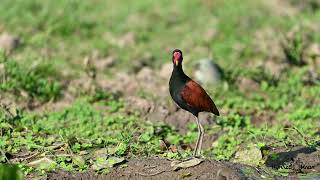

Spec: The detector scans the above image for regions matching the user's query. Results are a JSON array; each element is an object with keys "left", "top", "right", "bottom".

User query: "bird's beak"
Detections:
[{"left": 175, "top": 59, "right": 179, "bottom": 66}]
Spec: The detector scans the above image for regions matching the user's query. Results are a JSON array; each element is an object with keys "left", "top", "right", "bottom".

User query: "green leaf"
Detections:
[{"left": 0, "top": 164, "right": 24, "bottom": 180}]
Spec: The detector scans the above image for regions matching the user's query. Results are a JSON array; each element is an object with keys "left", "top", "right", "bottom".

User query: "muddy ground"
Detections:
[
  {"left": 42, "top": 145, "right": 320, "bottom": 179},
  {"left": 46, "top": 158, "right": 256, "bottom": 180},
  {"left": 45, "top": 154, "right": 320, "bottom": 180}
]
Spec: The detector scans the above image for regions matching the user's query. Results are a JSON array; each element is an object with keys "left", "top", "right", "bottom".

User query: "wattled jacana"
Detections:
[{"left": 169, "top": 49, "right": 219, "bottom": 157}]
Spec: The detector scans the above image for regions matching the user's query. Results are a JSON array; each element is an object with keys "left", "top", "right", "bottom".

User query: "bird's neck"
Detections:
[
  {"left": 173, "top": 64, "right": 184, "bottom": 75},
  {"left": 172, "top": 64, "right": 189, "bottom": 82}
]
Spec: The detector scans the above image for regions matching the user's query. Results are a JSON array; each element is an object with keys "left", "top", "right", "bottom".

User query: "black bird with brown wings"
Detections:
[{"left": 169, "top": 49, "right": 219, "bottom": 157}]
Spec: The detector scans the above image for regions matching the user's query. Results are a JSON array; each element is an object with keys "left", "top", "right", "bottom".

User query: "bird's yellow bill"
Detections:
[{"left": 175, "top": 60, "right": 179, "bottom": 66}]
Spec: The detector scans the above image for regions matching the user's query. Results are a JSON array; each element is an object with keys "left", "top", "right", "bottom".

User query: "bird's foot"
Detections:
[{"left": 171, "top": 157, "right": 204, "bottom": 170}]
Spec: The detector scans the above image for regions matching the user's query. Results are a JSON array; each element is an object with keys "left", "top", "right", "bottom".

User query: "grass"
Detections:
[
  {"left": 1, "top": 98, "right": 193, "bottom": 174},
  {"left": 0, "top": 55, "right": 62, "bottom": 102},
  {"left": 0, "top": 0, "right": 319, "bottom": 178}
]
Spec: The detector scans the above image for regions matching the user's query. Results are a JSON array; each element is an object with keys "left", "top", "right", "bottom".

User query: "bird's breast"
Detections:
[{"left": 169, "top": 79, "right": 190, "bottom": 111}]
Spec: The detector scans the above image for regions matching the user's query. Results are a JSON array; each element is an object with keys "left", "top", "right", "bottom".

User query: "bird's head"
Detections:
[{"left": 172, "top": 49, "right": 183, "bottom": 66}]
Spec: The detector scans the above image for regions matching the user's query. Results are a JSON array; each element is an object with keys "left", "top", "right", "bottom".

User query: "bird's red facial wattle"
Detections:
[{"left": 173, "top": 51, "right": 182, "bottom": 66}]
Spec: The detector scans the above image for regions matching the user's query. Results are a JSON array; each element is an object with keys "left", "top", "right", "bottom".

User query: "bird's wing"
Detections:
[{"left": 180, "top": 80, "right": 219, "bottom": 116}]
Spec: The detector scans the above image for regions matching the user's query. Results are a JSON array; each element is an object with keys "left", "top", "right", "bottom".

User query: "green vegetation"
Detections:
[
  {"left": 0, "top": 0, "right": 319, "bottom": 178},
  {"left": 0, "top": 164, "right": 23, "bottom": 180},
  {"left": 0, "top": 56, "right": 62, "bottom": 102}
]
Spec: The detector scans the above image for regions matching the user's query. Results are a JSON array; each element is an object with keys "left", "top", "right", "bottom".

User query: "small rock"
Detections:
[
  {"left": 232, "top": 144, "right": 262, "bottom": 166},
  {"left": 0, "top": 32, "right": 20, "bottom": 54},
  {"left": 194, "top": 59, "right": 223, "bottom": 85}
]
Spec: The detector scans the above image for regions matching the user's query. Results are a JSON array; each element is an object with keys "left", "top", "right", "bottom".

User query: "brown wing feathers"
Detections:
[{"left": 180, "top": 80, "right": 219, "bottom": 116}]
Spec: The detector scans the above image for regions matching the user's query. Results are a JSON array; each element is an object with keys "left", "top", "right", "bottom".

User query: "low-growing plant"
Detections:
[{"left": 0, "top": 58, "right": 62, "bottom": 102}]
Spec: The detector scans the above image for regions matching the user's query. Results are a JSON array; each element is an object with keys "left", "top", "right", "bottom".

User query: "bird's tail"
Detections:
[{"left": 211, "top": 103, "right": 220, "bottom": 116}]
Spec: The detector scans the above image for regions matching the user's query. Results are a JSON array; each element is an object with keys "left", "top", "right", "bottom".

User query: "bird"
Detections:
[{"left": 169, "top": 49, "right": 219, "bottom": 158}]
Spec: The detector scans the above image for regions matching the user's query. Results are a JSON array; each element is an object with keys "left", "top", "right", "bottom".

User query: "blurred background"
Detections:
[{"left": 0, "top": 0, "right": 320, "bottom": 178}]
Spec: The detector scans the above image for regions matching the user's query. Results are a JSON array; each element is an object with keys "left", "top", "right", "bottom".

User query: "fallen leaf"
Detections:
[
  {"left": 79, "top": 150, "right": 88, "bottom": 155},
  {"left": 28, "top": 157, "right": 56, "bottom": 170},
  {"left": 171, "top": 158, "right": 203, "bottom": 170},
  {"left": 159, "top": 140, "right": 168, "bottom": 151},
  {"left": 92, "top": 156, "right": 125, "bottom": 171},
  {"left": 169, "top": 145, "right": 178, "bottom": 153},
  {"left": 106, "top": 156, "right": 125, "bottom": 167},
  {"left": 92, "top": 157, "right": 108, "bottom": 171}
]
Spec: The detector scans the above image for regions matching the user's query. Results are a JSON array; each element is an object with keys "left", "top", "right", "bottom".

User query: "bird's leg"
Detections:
[
  {"left": 197, "top": 120, "right": 204, "bottom": 157},
  {"left": 193, "top": 122, "right": 200, "bottom": 157},
  {"left": 193, "top": 117, "right": 204, "bottom": 157}
]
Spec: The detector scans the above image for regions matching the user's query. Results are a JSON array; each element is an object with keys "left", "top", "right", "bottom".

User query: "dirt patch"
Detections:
[
  {"left": 265, "top": 146, "right": 320, "bottom": 173},
  {"left": 46, "top": 157, "right": 263, "bottom": 180},
  {"left": 250, "top": 111, "right": 276, "bottom": 127},
  {"left": 31, "top": 93, "right": 75, "bottom": 113},
  {"left": 36, "top": 149, "right": 320, "bottom": 180}
]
